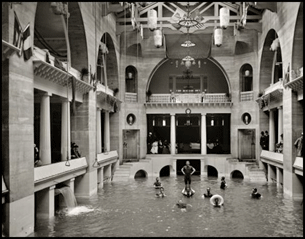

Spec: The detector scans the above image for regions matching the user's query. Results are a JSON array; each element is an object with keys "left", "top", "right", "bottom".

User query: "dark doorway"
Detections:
[
  {"left": 134, "top": 170, "right": 146, "bottom": 178},
  {"left": 207, "top": 165, "right": 218, "bottom": 177},
  {"left": 176, "top": 159, "right": 200, "bottom": 175},
  {"left": 160, "top": 165, "right": 170, "bottom": 177},
  {"left": 231, "top": 170, "right": 244, "bottom": 179}
]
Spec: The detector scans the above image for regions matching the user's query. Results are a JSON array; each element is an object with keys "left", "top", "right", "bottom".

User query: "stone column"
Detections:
[
  {"left": 267, "top": 164, "right": 276, "bottom": 183},
  {"left": 104, "top": 165, "right": 111, "bottom": 181},
  {"left": 269, "top": 110, "right": 275, "bottom": 152},
  {"left": 97, "top": 166, "right": 104, "bottom": 188},
  {"left": 96, "top": 108, "right": 102, "bottom": 154},
  {"left": 104, "top": 110, "right": 110, "bottom": 152},
  {"left": 171, "top": 159, "right": 177, "bottom": 177},
  {"left": 277, "top": 106, "right": 283, "bottom": 141},
  {"left": 201, "top": 113, "right": 207, "bottom": 155},
  {"left": 61, "top": 99, "right": 71, "bottom": 161},
  {"left": 40, "top": 92, "right": 52, "bottom": 164},
  {"left": 170, "top": 113, "right": 176, "bottom": 155},
  {"left": 36, "top": 185, "right": 55, "bottom": 219},
  {"left": 200, "top": 159, "right": 206, "bottom": 176},
  {"left": 276, "top": 167, "right": 283, "bottom": 188}
]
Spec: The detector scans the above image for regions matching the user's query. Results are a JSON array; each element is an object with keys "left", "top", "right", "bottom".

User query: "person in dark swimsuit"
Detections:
[
  {"left": 181, "top": 161, "right": 196, "bottom": 190},
  {"left": 220, "top": 176, "right": 227, "bottom": 190}
]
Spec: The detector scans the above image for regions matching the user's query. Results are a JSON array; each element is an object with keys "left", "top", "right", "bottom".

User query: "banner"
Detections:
[{"left": 22, "top": 23, "right": 33, "bottom": 61}]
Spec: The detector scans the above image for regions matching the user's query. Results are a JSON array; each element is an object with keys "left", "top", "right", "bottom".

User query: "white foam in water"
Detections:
[{"left": 67, "top": 206, "right": 94, "bottom": 216}]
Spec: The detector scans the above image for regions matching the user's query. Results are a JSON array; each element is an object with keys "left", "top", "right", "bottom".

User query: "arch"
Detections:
[
  {"left": 34, "top": 2, "right": 88, "bottom": 73},
  {"left": 125, "top": 65, "right": 138, "bottom": 93},
  {"left": 259, "top": 29, "right": 278, "bottom": 91},
  {"left": 134, "top": 169, "right": 147, "bottom": 178},
  {"left": 206, "top": 165, "right": 218, "bottom": 177},
  {"left": 101, "top": 32, "right": 119, "bottom": 90},
  {"left": 147, "top": 57, "right": 231, "bottom": 94},
  {"left": 291, "top": 2, "right": 303, "bottom": 73},
  {"left": 231, "top": 170, "right": 244, "bottom": 179},
  {"left": 240, "top": 64, "right": 253, "bottom": 92},
  {"left": 159, "top": 165, "right": 171, "bottom": 177}
]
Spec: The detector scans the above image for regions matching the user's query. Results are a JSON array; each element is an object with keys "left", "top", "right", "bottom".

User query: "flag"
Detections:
[
  {"left": 22, "top": 23, "right": 32, "bottom": 61},
  {"left": 13, "top": 11, "right": 22, "bottom": 49},
  {"left": 171, "top": 8, "right": 186, "bottom": 22}
]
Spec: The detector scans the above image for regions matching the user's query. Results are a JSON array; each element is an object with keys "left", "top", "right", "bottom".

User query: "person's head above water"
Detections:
[
  {"left": 207, "top": 187, "right": 210, "bottom": 192},
  {"left": 252, "top": 188, "right": 257, "bottom": 193},
  {"left": 221, "top": 176, "right": 225, "bottom": 181}
]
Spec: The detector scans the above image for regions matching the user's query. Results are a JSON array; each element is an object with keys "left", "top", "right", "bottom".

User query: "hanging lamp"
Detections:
[
  {"left": 219, "top": 7, "right": 229, "bottom": 29},
  {"left": 154, "top": 29, "right": 163, "bottom": 48},
  {"left": 148, "top": 9, "right": 157, "bottom": 31},
  {"left": 214, "top": 27, "right": 223, "bottom": 47}
]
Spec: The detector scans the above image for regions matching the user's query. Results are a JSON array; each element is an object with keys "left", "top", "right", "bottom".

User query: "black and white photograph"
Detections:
[{"left": 2, "top": 2, "right": 303, "bottom": 237}]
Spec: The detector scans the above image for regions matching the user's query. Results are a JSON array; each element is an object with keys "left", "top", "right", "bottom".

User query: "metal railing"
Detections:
[
  {"left": 240, "top": 91, "right": 254, "bottom": 101},
  {"left": 148, "top": 93, "right": 230, "bottom": 103}
]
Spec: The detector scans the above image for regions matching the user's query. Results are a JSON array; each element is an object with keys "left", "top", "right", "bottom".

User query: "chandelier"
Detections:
[{"left": 178, "top": 2, "right": 202, "bottom": 28}]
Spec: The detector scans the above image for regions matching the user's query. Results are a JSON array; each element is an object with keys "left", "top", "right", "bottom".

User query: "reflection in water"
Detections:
[{"left": 34, "top": 176, "right": 303, "bottom": 237}]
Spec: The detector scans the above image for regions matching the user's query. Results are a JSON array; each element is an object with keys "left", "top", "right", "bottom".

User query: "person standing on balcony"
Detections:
[
  {"left": 264, "top": 131, "right": 269, "bottom": 150},
  {"left": 147, "top": 132, "right": 154, "bottom": 154},
  {"left": 294, "top": 132, "right": 303, "bottom": 157},
  {"left": 260, "top": 131, "right": 266, "bottom": 150}
]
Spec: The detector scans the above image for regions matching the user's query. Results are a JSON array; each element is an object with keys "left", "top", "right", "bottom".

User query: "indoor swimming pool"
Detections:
[{"left": 33, "top": 176, "right": 303, "bottom": 237}]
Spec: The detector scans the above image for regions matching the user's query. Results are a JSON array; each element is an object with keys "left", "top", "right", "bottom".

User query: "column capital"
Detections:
[
  {"left": 70, "top": 178, "right": 75, "bottom": 182},
  {"left": 49, "top": 185, "right": 56, "bottom": 190},
  {"left": 277, "top": 106, "right": 283, "bottom": 110},
  {"left": 170, "top": 113, "right": 176, "bottom": 116},
  {"left": 201, "top": 113, "right": 206, "bottom": 116}
]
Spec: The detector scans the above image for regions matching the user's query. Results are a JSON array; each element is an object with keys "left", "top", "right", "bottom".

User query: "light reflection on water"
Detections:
[{"left": 33, "top": 176, "right": 303, "bottom": 237}]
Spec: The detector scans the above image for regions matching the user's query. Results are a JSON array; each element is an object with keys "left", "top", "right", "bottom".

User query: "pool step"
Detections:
[
  {"left": 248, "top": 167, "right": 267, "bottom": 182},
  {"left": 112, "top": 164, "right": 133, "bottom": 181}
]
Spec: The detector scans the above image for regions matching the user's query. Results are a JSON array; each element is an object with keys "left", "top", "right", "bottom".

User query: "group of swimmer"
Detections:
[{"left": 154, "top": 160, "right": 262, "bottom": 208}]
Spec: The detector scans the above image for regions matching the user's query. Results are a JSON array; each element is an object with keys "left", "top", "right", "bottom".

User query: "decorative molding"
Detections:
[{"left": 2, "top": 40, "right": 21, "bottom": 61}]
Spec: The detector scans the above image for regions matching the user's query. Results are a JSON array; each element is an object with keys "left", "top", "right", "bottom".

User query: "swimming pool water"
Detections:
[{"left": 33, "top": 176, "right": 303, "bottom": 237}]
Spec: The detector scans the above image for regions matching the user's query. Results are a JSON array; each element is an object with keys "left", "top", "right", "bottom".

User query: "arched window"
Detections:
[
  {"left": 125, "top": 65, "right": 137, "bottom": 93},
  {"left": 240, "top": 64, "right": 253, "bottom": 92}
]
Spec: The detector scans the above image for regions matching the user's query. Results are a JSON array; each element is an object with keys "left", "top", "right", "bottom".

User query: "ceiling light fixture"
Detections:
[{"left": 178, "top": 2, "right": 202, "bottom": 28}]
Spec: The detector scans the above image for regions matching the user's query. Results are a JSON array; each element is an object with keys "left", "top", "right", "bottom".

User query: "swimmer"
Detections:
[
  {"left": 156, "top": 187, "right": 166, "bottom": 197},
  {"left": 154, "top": 177, "right": 162, "bottom": 189},
  {"left": 176, "top": 200, "right": 187, "bottom": 208},
  {"left": 251, "top": 188, "right": 262, "bottom": 199},
  {"left": 182, "top": 184, "right": 195, "bottom": 197},
  {"left": 202, "top": 187, "right": 213, "bottom": 198},
  {"left": 214, "top": 197, "right": 221, "bottom": 207},
  {"left": 220, "top": 176, "right": 227, "bottom": 190}
]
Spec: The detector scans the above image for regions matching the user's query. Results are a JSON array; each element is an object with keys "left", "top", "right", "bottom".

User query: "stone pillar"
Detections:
[
  {"left": 61, "top": 99, "right": 71, "bottom": 161},
  {"left": 170, "top": 113, "right": 176, "bottom": 155},
  {"left": 277, "top": 106, "right": 283, "bottom": 141},
  {"left": 104, "top": 165, "right": 111, "bottom": 181},
  {"left": 40, "top": 92, "right": 52, "bottom": 165},
  {"left": 267, "top": 164, "right": 276, "bottom": 183},
  {"left": 200, "top": 159, "right": 206, "bottom": 176},
  {"left": 96, "top": 108, "right": 102, "bottom": 154},
  {"left": 104, "top": 110, "right": 110, "bottom": 152},
  {"left": 36, "top": 185, "right": 55, "bottom": 219},
  {"left": 269, "top": 110, "right": 275, "bottom": 152},
  {"left": 276, "top": 167, "right": 283, "bottom": 188},
  {"left": 201, "top": 113, "right": 207, "bottom": 155},
  {"left": 97, "top": 166, "right": 104, "bottom": 188}
]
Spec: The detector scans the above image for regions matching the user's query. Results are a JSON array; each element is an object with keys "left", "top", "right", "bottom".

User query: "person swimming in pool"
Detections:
[
  {"left": 176, "top": 200, "right": 187, "bottom": 208},
  {"left": 251, "top": 188, "right": 262, "bottom": 199},
  {"left": 220, "top": 176, "right": 227, "bottom": 190},
  {"left": 214, "top": 197, "right": 221, "bottom": 207},
  {"left": 153, "top": 177, "right": 162, "bottom": 188},
  {"left": 156, "top": 187, "right": 166, "bottom": 197},
  {"left": 202, "top": 187, "right": 213, "bottom": 198},
  {"left": 183, "top": 184, "right": 194, "bottom": 197}
]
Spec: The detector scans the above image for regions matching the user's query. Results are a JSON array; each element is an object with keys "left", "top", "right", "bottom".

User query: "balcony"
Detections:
[
  {"left": 125, "top": 92, "right": 138, "bottom": 103},
  {"left": 240, "top": 91, "right": 254, "bottom": 102},
  {"left": 285, "top": 75, "right": 303, "bottom": 101},
  {"left": 33, "top": 46, "right": 93, "bottom": 95},
  {"left": 260, "top": 150, "right": 283, "bottom": 168},
  {"left": 95, "top": 150, "right": 119, "bottom": 168},
  {"left": 145, "top": 93, "right": 232, "bottom": 108},
  {"left": 256, "top": 80, "right": 284, "bottom": 110},
  {"left": 293, "top": 157, "right": 303, "bottom": 176},
  {"left": 34, "top": 157, "right": 88, "bottom": 192}
]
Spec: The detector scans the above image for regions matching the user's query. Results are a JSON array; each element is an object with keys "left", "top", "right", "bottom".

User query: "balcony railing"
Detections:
[
  {"left": 148, "top": 93, "right": 230, "bottom": 103},
  {"left": 125, "top": 92, "right": 138, "bottom": 103},
  {"left": 240, "top": 91, "right": 254, "bottom": 102}
]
